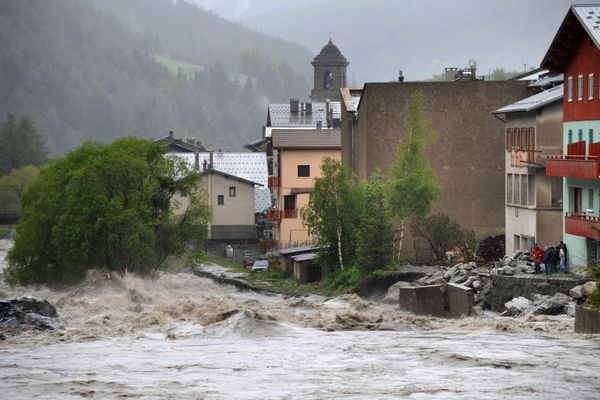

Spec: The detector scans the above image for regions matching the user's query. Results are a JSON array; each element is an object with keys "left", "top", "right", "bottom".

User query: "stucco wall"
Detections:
[
  {"left": 343, "top": 81, "right": 530, "bottom": 258},
  {"left": 201, "top": 173, "right": 255, "bottom": 226}
]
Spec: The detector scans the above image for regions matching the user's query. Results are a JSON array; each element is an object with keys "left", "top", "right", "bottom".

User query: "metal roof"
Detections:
[
  {"left": 267, "top": 102, "right": 328, "bottom": 128},
  {"left": 199, "top": 169, "right": 263, "bottom": 187},
  {"left": 528, "top": 74, "right": 563, "bottom": 89},
  {"left": 290, "top": 253, "right": 316, "bottom": 262},
  {"left": 542, "top": 5, "right": 600, "bottom": 71},
  {"left": 574, "top": 5, "right": 600, "bottom": 49},
  {"left": 271, "top": 129, "right": 341, "bottom": 149},
  {"left": 493, "top": 84, "right": 563, "bottom": 114},
  {"left": 172, "top": 152, "right": 270, "bottom": 213},
  {"left": 278, "top": 245, "right": 318, "bottom": 256}
]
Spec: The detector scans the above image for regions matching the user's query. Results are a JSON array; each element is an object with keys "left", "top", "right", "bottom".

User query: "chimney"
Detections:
[
  {"left": 398, "top": 70, "right": 404, "bottom": 82},
  {"left": 316, "top": 120, "right": 322, "bottom": 129},
  {"left": 202, "top": 159, "right": 208, "bottom": 171},
  {"left": 209, "top": 151, "right": 214, "bottom": 169},
  {"left": 194, "top": 152, "right": 199, "bottom": 170},
  {"left": 169, "top": 130, "right": 174, "bottom": 138},
  {"left": 305, "top": 102, "right": 312, "bottom": 115},
  {"left": 290, "top": 98, "right": 299, "bottom": 114}
]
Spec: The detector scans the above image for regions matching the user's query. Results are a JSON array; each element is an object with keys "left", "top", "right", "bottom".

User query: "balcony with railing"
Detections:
[
  {"left": 266, "top": 209, "right": 298, "bottom": 221},
  {"left": 281, "top": 209, "right": 298, "bottom": 219},
  {"left": 266, "top": 209, "right": 281, "bottom": 221},
  {"left": 546, "top": 141, "right": 600, "bottom": 179},
  {"left": 565, "top": 212, "right": 600, "bottom": 239}
]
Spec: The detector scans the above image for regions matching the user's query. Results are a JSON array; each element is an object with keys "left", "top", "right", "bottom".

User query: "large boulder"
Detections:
[
  {"left": 0, "top": 297, "right": 60, "bottom": 331},
  {"left": 581, "top": 281, "right": 597, "bottom": 296},
  {"left": 531, "top": 293, "right": 571, "bottom": 315},
  {"left": 503, "top": 296, "right": 533, "bottom": 317}
]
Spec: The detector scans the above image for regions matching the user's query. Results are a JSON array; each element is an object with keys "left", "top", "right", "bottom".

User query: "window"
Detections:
[
  {"left": 568, "top": 76, "right": 573, "bottom": 102},
  {"left": 590, "top": 129, "right": 594, "bottom": 145},
  {"left": 528, "top": 174, "right": 535, "bottom": 206},
  {"left": 506, "top": 128, "right": 513, "bottom": 151},
  {"left": 229, "top": 186, "right": 236, "bottom": 197},
  {"left": 520, "top": 174, "right": 528, "bottom": 206},
  {"left": 283, "top": 195, "right": 296, "bottom": 211},
  {"left": 514, "top": 175, "right": 521, "bottom": 205},
  {"left": 551, "top": 177, "right": 562, "bottom": 208},
  {"left": 297, "top": 165, "right": 310, "bottom": 177},
  {"left": 578, "top": 129, "right": 584, "bottom": 142},
  {"left": 217, "top": 195, "right": 224, "bottom": 205},
  {"left": 507, "top": 174, "right": 513, "bottom": 203},
  {"left": 180, "top": 189, "right": 188, "bottom": 197},
  {"left": 568, "top": 129, "right": 573, "bottom": 144},
  {"left": 590, "top": 74, "right": 595, "bottom": 100},
  {"left": 578, "top": 75, "right": 584, "bottom": 101},
  {"left": 589, "top": 189, "right": 594, "bottom": 212}
]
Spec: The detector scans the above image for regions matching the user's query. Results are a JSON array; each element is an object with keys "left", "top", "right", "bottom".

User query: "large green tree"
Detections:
[
  {"left": 356, "top": 171, "right": 395, "bottom": 272},
  {"left": 301, "top": 158, "right": 363, "bottom": 271},
  {"left": 0, "top": 165, "right": 40, "bottom": 212},
  {"left": 0, "top": 115, "right": 48, "bottom": 175},
  {"left": 6, "top": 137, "right": 210, "bottom": 285},
  {"left": 387, "top": 91, "right": 440, "bottom": 259}
]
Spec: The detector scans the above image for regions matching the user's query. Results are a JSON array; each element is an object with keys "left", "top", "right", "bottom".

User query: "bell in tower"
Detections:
[{"left": 310, "top": 39, "right": 349, "bottom": 102}]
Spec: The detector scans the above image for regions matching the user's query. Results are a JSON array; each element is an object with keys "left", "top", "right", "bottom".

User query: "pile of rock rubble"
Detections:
[{"left": 502, "top": 281, "right": 597, "bottom": 318}]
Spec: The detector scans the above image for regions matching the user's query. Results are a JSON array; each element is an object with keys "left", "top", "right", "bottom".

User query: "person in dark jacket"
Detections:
[
  {"left": 558, "top": 241, "right": 568, "bottom": 272},
  {"left": 545, "top": 246, "right": 557, "bottom": 274}
]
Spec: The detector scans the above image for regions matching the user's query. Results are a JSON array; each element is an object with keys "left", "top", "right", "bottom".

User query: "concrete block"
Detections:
[
  {"left": 575, "top": 306, "right": 600, "bottom": 334},
  {"left": 447, "top": 282, "right": 474, "bottom": 318},
  {"left": 398, "top": 284, "right": 447, "bottom": 317}
]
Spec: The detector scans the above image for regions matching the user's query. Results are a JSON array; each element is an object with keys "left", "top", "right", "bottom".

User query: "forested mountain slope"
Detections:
[{"left": 0, "top": 0, "right": 311, "bottom": 154}]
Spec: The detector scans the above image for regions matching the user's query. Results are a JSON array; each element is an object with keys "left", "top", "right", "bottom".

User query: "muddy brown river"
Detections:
[{"left": 1, "top": 240, "right": 600, "bottom": 399}]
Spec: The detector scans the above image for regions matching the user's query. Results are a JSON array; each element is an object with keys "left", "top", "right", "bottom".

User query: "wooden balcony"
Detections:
[
  {"left": 546, "top": 155, "right": 600, "bottom": 179},
  {"left": 268, "top": 176, "right": 279, "bottom": 189},
  {"left": 266, "top": 209, "right": 280, "bottom": 221},
  {"left": 565, "top": 212, "right": 600, "bottom": 239}
]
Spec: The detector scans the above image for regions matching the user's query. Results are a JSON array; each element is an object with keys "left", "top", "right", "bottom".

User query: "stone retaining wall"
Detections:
[
  {"left": 447, "top": 283, "right": 475, "bottom": 318},
  {"left": 486, "top": 275, "right": 588, "bottom": 312},
  {"left": 398, "top": 284, "right": 447, "bottom": 317},
  {"left": 575, "top": 306, "right": 600, "bottom": 334}
]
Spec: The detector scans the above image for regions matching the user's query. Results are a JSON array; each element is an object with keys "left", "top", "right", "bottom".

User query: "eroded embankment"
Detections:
[
  {"left": 1, "top": 239, "right": 587, "bottom": 344},
  {"left": 0, "top": 269, "right": 584, "bottom": 345}
]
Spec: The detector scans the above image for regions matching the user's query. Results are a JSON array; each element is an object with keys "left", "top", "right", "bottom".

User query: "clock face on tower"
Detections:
[{"left": 324, "top": 71, "right": 333, "bottom": 89}]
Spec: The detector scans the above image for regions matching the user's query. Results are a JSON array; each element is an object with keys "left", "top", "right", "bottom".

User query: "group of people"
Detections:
[{"left": 532, "top": 241, "right": 568, "bottom": 274}]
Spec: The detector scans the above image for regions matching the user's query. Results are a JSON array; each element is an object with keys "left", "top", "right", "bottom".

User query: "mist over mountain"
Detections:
[
  {"left": 0, "top": 0, "right": 312, "bottom": 154},
  {"left": 223, "top": 0, "right": 574, "bottom": 83}
]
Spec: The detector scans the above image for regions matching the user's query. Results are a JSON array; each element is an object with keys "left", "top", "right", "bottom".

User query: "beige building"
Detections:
[
  {"left": 493, "top": 84, "right": 564, "bottom": 254},
  {"left": 268, "top": 129, "right": 341, "bottom": 248},
  {"left": 172, "top": 168, "right": 260, "bottom": 240}
]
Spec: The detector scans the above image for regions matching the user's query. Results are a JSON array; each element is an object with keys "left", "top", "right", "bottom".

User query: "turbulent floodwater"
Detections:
[{"left": 1, "top": 240, "right": 600, "bottom": 399}]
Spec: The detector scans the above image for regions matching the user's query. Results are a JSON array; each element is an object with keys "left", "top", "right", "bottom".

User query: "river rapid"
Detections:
[{"left": 1, "top": 240, "right": 600, "bottom": 399}]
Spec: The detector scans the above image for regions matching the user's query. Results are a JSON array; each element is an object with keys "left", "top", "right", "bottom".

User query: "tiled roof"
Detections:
[
  {"left": 493, "top": 84, "right": 563, "bottom": 114},
  {"left": 271, "top": 129, "right": 341, "bottom": 149}
]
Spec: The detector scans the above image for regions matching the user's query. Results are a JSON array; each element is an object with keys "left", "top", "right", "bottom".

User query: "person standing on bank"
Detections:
[
  {"left": 545, "top": 246, "right": 557, "bottom": 274},
  {"left": 532, "top": 244, "right": 544, "bottom": 274},
  {"left": 558, "top": 241, "right": 568, "bottom": 273}
]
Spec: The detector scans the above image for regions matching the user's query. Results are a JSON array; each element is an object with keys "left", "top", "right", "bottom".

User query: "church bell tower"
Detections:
[{"left": 310, "top": 39, "right": 349, "bottom": 102}]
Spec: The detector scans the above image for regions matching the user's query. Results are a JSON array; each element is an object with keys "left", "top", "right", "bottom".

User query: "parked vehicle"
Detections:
[{"left": 250, "top": 260, "right": 269, "bottom": 272}]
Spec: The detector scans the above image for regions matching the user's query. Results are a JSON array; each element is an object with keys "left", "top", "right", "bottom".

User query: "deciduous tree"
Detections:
[
  {"left": 6, "top": 137, "right": 210, "bottom": 285},
  {"left": 301, "top": 158, "right": 362, "bottom": 271},
  {"left": 387, "top": 91, "right": 440, "bottom": 259}
]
